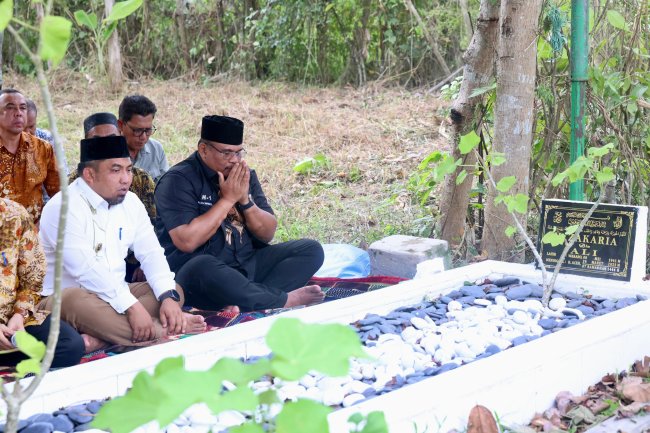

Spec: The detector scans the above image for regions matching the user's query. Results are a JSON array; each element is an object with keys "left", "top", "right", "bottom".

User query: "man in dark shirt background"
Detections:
[{"left": 154, "top": 115, "right": 324, "bottom": 311}]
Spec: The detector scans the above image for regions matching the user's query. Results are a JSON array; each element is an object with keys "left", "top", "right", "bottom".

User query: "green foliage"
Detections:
[
  {"left": 93, "top": 318, "right": 382, "bottom": 433},
  {"left": 440, "top": 76, "right": 463, "bottom": 101},
  {"left": 267, "top": 318, "right": 369, "bottom": 380},
  {"left": 0, "top": 0, "right": 13, "bottom": 31},
  {"left": 39, "top": 16, "right": 73, "bottom": 66},
  {"left": 496, "top": 176, "right": 516, "bottom": 193},
  {"left": 13, "top": 331, "right": 46, "bottom": 379},
  {"left": 72, "top": 0, "right": 142, "bottom": 74},
  {"left": 541, "top": 229, "right": 565, "bottom": 247},
  {"left": 459, "top": 131, "right": 480, "bottom": 155},
  {"left": 293, "top": 154, "right": 331, "bottom": 175},
  {"left": 349, "top": 411, "right": 389, "bottom": 433}
]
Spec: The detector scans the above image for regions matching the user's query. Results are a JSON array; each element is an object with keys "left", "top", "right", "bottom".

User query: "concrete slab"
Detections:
[{"left": 368, "top": 235, "right": 449, "bottom": 278}]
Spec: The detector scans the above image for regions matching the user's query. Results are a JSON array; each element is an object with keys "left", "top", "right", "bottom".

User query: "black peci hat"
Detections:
[
  {"left": 80, "top": 136, "right": 129, "bottom": 163},
  {"left": 201, "top": 115, "right": 244, "bottom": 145}
]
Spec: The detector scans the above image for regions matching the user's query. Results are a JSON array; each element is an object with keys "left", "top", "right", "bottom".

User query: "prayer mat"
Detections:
[{"left": 74, "top": 275, "right": 405, "bottom": 365}]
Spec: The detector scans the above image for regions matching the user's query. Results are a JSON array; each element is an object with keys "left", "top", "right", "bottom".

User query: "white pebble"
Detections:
[
  {"left": 511, "top": 310, "right": 529, "bottom": 325},
  {"left": 322, "top": 386, "right": 345, "bottom": 406},
  {"left": 342, "top": 393, "right": 365, "bottom": 407},
  {"left": 549, "top": 297, "right": 567, "bottom": 311},
  {"left": 410, "top": 316, "right": 432, "bottom": 330},
  {"left": 494, "top": 295, "right": 508, "bottom": 306},
  {"left": 447, "top": 300, "right": 462, "bottom": 311},
  {"left": 474, "top": 299, "right": 492, "bottom": 306}
]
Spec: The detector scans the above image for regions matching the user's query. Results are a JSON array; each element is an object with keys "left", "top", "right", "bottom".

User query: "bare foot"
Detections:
[
  {"left": 82, "top": 334, "right": 109, "bottom": 354},
  {"left": 284, "top": 285, "right": 325, "bottom": 308},
  {"left": 222, "top": 305, "right": 240, "bottom": 314},
  {"left": 183, "top": 313, "right": 207, "bottom": 334}
]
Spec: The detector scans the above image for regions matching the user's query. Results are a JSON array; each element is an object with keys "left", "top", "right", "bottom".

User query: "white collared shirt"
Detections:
[{"left": 39, "top": 178, "right": 175, "bottom": 313}]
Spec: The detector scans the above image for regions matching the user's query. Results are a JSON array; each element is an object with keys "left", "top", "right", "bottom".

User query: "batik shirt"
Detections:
[
  {"left": 68, "top": 166, "right": 157, "bottom": 220},
  {"left": 0, "top": 198, "right": 47, "bottom": 326},
  {"left": 0, "top": 132, "right": 60, "bottom": 224}
]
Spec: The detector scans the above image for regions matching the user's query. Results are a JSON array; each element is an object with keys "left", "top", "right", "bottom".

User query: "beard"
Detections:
[{"left": 106, "top": 194, "right": 127, "bottom": 206}]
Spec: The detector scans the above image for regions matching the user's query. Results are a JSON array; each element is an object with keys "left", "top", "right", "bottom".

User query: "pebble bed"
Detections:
[{"left": 4, "top": 277, "right": 646, "bottom": 433}]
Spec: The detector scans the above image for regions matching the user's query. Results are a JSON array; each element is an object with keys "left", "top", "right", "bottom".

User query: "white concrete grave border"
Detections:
[{"left": 4, "top": 260, "right": 650, "bottom": 433}]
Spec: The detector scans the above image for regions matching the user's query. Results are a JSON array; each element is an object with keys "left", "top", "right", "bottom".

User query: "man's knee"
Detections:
[{"left": 295, "top": 239, "right": 324, "bottom": 263}]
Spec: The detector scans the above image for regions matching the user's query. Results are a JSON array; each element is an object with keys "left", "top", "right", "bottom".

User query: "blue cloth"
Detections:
[{"left": 314, "top": 244, "right": 370, "bottom": 278}]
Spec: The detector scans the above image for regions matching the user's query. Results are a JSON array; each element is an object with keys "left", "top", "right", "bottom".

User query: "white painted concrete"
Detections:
[{"left": 4, "top": 261, "right": 650, "bottom": 433}]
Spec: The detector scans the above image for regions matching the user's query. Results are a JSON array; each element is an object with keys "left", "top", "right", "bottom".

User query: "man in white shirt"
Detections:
[{"left": 39, "top": 135, "right": 205, "bottom": 352}]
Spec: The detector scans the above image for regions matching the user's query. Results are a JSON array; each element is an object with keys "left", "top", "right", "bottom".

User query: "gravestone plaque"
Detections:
[{"left": 538, "top": 199, "right": 638, "bottom": 281}]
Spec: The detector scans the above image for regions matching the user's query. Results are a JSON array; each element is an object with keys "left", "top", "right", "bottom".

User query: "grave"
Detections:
[{"left": 4, "top": 202, "right": 649, "bottom": 432}]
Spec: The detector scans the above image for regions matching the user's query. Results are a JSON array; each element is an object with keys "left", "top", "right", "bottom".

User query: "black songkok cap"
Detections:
[
  {"left": 80, "top": 136, "right": 129, "bottom": 163},
  {"left": 83, "top": 112, "right": 118, "bottom": 136},
  {"left": 201, "top": 115, "right": 244, "bottom": 146}
]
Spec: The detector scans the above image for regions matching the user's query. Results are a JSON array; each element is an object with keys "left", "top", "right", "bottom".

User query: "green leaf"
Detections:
[
  {"left": 39, "top": 16, "right": 73, "bottom": 66},
  {"left": 595, "top": 167, "right": 615, "bottom": 185},
  {"left": 542, "top": 231, "right": 566, "bottom": 247},
  {"left": 0, "top": 0, "right": 13, "bottom": 31},
  {"left": 503, "top": 194, "right": 529, "bottom": 214},
  {"left": 268, "top": 318, "right": 367, "bottom": 381},
  {"left": 101, "top": 21, "right": 119, "bottom": 43},
  {"left": 275, "top": 399, "right": 331, "bottom": 433},
  {"left": 459, "top": 131, "right": 480, "bottom": 155},
  {"left": 565, "top": 224, "right": 579, "bottom": 235},
  {"left": 293, "top": 157, "right": 316, "bottom": 174},
  {"left": 490, "top": 152, "right": 507, "bottom": 166},
  {"left": 587, "top": 143, "right": 613, "bottom": 158},
  {"left": 455, "top": 169, "right": 468, "bottom": 185},
  {"left": 105, "top": 0, "right": 143, "bottom": 23},
  {"left": 496, "top": 176, "right": 517, "bottom": 193},
  {"left": 551, "top": 171, "right": 568, "bottom": 187},
  {"left": 505, "top": 226, "right": 517, "bottom": 238},
  {"left": 93, "top": 371, "right": 163, "bottom": 433},
  {"left": 206, "top": 386, "right": 258, "bottom": 414},
  {"left": 359, "top": 411, "right": 390, "bottom": 433},
  {"left": 348, "top": 413, "right": 364, "bottom": 426},
  {"left": 469, "top": 80, "right": 496, "bottom": 98},
  {"left": 230, "top": 423, "right": 265, "bottom": 433},
  {"left": 14, "top": 331, "right": 45, "bottom": 360},
  {"left": 73, "top": 10, "right": 98, "bottom": 30},
  {"left": 209, "top": 357, "right": 270, "bottom": 385},
  {"left": 15, "top": 358, "right": 41, "bottom": 378},
  {"left": 258, "top": 389, "right": 280, "bottom": 406},
  {"left": 606, "top": 10, "right": 628, "bottom": 31},
  {"left": 435, "top": 155, "right": 461, "bottom": 180}
]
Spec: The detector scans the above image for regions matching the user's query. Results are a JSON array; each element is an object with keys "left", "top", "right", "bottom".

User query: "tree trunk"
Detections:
[
  {"left": 403, "top": 0, "right": 451, "bottom": 76},
  {"left": 482, "top": 0, "right": 543, "bottom": 261},
  {"left": 213, "top": 0, "right": 226, "bottom": 73},
  {"left": 438, "top": 0, "right": 500, "bottom": 247},
  {"left": 459, "top": 0, "right": 473, "bottom": 40},
  {"left": 0, "top": 31, "right": 3, "bottom": 89},
  {"left": 174, "top": 0, "right": 191, "bottom": 71},
  {"left": 342, "top": 0, "right": 372, "bottom": 86},
  {"left": 105, "top": 0, "right": 124, "bottom": 92}
]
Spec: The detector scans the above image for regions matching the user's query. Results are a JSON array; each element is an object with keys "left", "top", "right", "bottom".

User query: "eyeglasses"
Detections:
[
  {"left": 205, "top": 142, "right": 247, "bottom": 160},
  {"left": 125, "top": 122, "right": 157, "bottom": 137}
]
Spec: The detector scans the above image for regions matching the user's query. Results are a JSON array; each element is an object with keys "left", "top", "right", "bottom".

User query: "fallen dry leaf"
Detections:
[
  {"left": 631, "top": 356, "right": 650, "bottom": 377},
  {"left": 565, "top": 406, "right": 597, "bottom": 425},
  {"left": 618, "top": 401, "right": 649, "bottom": 417},
  {"left": 466, "top": 405, "right": 498, "bottom": 433},
  {"left": 556, "top": 391, "right": 576, "bottom": 416},
  {"left": 618, "top": 376, "right": 650, "bottom": 403}
]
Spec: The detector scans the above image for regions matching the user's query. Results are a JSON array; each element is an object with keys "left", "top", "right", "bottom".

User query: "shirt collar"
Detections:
[
  {"left": 0, "top": 132, "right": 29, "bottom": 153},
  {"left": 75, "top": 177, "right": 109, "bottom": 211},
  {"left": 192, "top": 151, "right": 219, "bottom": 181}
]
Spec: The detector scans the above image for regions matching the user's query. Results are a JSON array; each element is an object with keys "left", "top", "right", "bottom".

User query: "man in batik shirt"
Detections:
[
  {"left": 0, "top": 198, "right": 83, "bottom": 367},
  {"left": 0, "top": 89, "right": 59, "bottom": 224}
]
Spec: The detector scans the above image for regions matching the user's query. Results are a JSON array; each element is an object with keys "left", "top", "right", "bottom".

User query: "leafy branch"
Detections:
[
  {"left": 93, "top": 318, "right": 385, "bottom": 433},
  {"left": 0, "top": 1, "right": 73, "bottom": 432}
]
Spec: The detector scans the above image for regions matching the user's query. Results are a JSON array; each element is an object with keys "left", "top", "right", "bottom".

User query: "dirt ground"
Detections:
[{"left": 9, "top": 70, "right": 449, "bottom": 246}]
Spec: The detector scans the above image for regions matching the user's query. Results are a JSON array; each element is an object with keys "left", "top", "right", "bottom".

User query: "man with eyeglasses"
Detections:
[
  {"left": 154, "top": 115, "right": 325, "bottom": 312},
  {"left": 0, "top": 89, "right": 59, "bottom": 224},
  {"left": 118, "top": 95, "right": 169, "bottom": 183}
]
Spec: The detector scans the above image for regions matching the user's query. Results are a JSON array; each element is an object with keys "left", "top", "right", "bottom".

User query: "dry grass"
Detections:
[{"left": 9, "top": 70, "right": 449, "bottom": 245}]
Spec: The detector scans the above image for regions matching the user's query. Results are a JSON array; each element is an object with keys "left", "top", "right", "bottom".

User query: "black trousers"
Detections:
[
  {"left": 176, "top": 239, "right": 324, "bottom": 311},
  {"left": 0, "top": 316, "right": 84, "bottom": 368}
]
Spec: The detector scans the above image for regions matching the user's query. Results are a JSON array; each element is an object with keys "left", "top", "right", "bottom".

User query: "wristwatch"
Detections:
[
  {"left": 238, "top": 199, "right": 255, "bottom": 211},
  {"left": 158, "top": 289, "right": 181, "bottom": 302}
]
